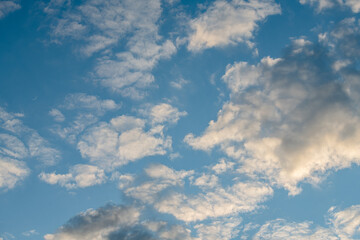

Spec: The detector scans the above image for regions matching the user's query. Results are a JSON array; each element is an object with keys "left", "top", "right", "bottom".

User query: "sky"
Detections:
[{"left": 1, "top": 0, "right": 360, "bottom": 239}]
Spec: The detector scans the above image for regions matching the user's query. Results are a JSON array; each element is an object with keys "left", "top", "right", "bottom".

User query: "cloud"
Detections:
[
  {"left": 124, "top": 164, "right": 193, "bottom": 203},
  {"left": 185, "top": 23, "right": 360, "bottom": 195},
  {"left": 50, "top": 93, "right": 120, "bottom": 143},
  {"left": 187, "top": 0, "right": 280, "bottom": 51},
  {"left": 44, "top": 203, "right": 198, "bottom": 240},
  {"left": 253, "top": 219, "right": 338, "bottom": 240},
  {"left": 0, "top": 156, "right": 29, "bottom": 190},
  {"left": 46, "top": 0, "right": 177, "bottom": 98},
  {"left": 194, "top": 217, "right": 242, "bottom": 240},
  {"left": 0, "top": 1, "right": 20, "bottom": 19},
  {"left": 299, "top": 0, "right": 360, "bottom": 13},
  {"left": 329, "top": 205, "right": 360, "bottom": 239},
  {"left": 0, "top": 107, "right": 60, "bottom": 166},
  {"left": 0, "top": 134, "right": 28, "bottom": 159},
  {"left": 154, "top": 181, "right": 272, "bottom": 222},
  {"left": 170, "top": 78, "right": 189, "bottom": 89},
  {"left": 139, "top": 103, "right": 187, "bottom": 125},
  {"left": 39, "top": 164, "right": 106, "bottom": 189},
  {"left": 44, "top": 204, "right": 141, "bottom": 240},
  {"left": 77, "top": 116, "right": 172, "bottom": 170},
  {"left": 22, "top": 229, "right": 38, "bottom": 237},
  {"left": 253, "top": 205, "right": 360, "bottom": 239},
  {"left": 49, "top": 109, "right": 65, "bottom": 122},
  {"left": 62, "top": 93, "right": 119, "bottom": 113}
]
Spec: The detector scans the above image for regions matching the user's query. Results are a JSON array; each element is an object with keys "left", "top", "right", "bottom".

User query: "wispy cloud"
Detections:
[
  {"left": 299, "top": 0, "right": 360, "bottom": 13},
  {"left": 46, "top": 0, "right": 177, "bottom": 98},
  {"left": 0, "top": 1, "right": 20, "bottom": 19}
]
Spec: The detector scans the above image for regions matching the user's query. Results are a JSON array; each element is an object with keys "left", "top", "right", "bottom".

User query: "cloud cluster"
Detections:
[
  {"left": 0, "top": 107, "right": 60, "bottom": 190},
  {"left": 187, "top": 0, "right": 280, "bottom": 51},
  {"left": 39, "top": 164, "right": 106, "bottom": 189},
  {"left": 46, "top": 0, "right": 176, "bottom": 98},
  {"left": 44, "top": 204, "right": 196, "bottom": 240},
  {"left": 0, "top": 0, "right": 20, "bottom": 19},
  {"left": 253, "top": 205, "right": 360, "bottom": 239},
  {"left": 185, "top": 18, "right": 360, "bottom": 195}
]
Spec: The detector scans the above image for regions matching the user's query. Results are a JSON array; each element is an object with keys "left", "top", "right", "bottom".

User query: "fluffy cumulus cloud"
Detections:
[
  {"left": 185, "top": 19, "right": 360, "bottom": 195},
  {"left": 78, "top": 116, "right": 172, "bottom": 170},
  {"left": 0, "top": 0, "right": 20, "bottom": 19},
  {"left": 187, "top": 0, "right": 281, "bottom": 51},
  {"left": 140, "top": 103, "right": 187, "bottom": 125},
  {"left": 39, "top": 164, "right": 106, "bottom": 189},
  {"left": 46, "top": 0, "right": 176, "bottom": 98},
  {"left": 299, "top": 0, "right": 360, "bottom": 12}
]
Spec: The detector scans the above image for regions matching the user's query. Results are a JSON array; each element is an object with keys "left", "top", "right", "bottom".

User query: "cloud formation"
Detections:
[
  {"left": 0, "top": 1, "right": 20, "bottom": 19},
  {"left": 185, "top": 20, "right": 360, "bottom": 195},
  {"left": 187, "top": 0, "right": 280, "bottom": 51},
  {"left": 299, "top": 0, "right": 360, "bottom": 12},
  {"left": 39, "top": 164, "right": 106, "bottom": 189},
  {"left": 46, "top": 0, "right": 176, "bottom": 98},
  {"left": 44, "top": 204, "right": 197, "bottom": 240}
]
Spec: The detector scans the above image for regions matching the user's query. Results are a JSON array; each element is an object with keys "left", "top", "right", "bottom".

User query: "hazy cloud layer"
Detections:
[{"left": 187, "top": 0, "right": 280, "bottom": 51}]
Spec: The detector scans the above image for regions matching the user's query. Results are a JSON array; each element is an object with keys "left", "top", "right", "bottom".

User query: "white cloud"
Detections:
[
  {"left": 77, "top": 116, "right": 172, "bottom": 170},
  {"left": 0, "top": 107, "right": 60, "bottom": 166},
  {"left": 51, "top": 93, "right": 120, "bottom": 143},
  {"left": 39, "top": 164, "right": 106, "bottom": 189},
  {"left": 194, "top": 217, "right": 242, "bottom": 240},
  {"left": 0, "top": 134, "right": 28, "bottom": 159},
  {"left": 187, "top": 0, "right": 280, "bottom": 51},
  {"left": 299, "top": 0, "right": 360, "bottom": 13},
  {"left": 22, "top": 229, "right": 38, "bottom": 237},
  {"left": 49, "top": 109, "right": 65, "bottom": 122},
  {"left": 43, "top": 204, "right": 141, "bottom": 240},
  {"left": 212, "top": 158, "right": 235, "bottom": 174},
  {"left": 125, "top": 164, "right": 193, "bottom": 203},
  {"left": 185, "top": 36, "right": 360, "bottom": 195},
  {"left": 253, "top": 219, "right": 338, "bottom": 240},
  {"left": 0, "top": 1, "right": 20, "bottom": 19},
  {"left": 170, "top": 78, "right": 189, "bottom": 89},
  {"left": 329, "top": 205, "right": 360, "bottom": 239},
  {"left": 193, "top": 173, "right": 219, "bottom": 188},
  {"left": 0, "top": 156, "right": 29, "bottom": 190},
  {"left": 253, "top": 205, "right": 360, "bottom": 239},
  {"left": 140, "top": 103, "right": 187, "bottom": 125},
  {"left": 154, "top": 181, "right": 272, "bottom": 222},
  {"left": 47, "top": 0, "right": 177, "bottom": 98}
]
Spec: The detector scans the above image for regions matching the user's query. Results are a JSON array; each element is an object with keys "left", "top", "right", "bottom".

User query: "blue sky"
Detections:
[{"left": 1, "top": 0, "right": 360, "bottom": 239}]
